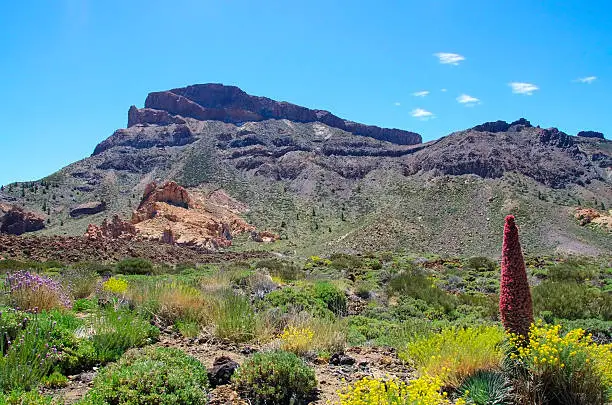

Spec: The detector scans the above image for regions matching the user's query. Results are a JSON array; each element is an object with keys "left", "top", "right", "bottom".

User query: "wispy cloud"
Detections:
[
  {"left": 575, "top": 76, "right": 597, "bottom": 84},
  {"left": 411, "top": 108, "right": 435, "bottom": 120},
  {"left": 456, "top": 94, "right": 480, "bottom": 106},
  {"left": 394, "top": 102, "right": 401, "bottom": 106},
  {"left": 509, "top": 82, "right": 539, "bottom": 95},
  {"left": 412, "top": 90, "right": 430, "bottom": 97},
  {"left": 434, "top": 52, "right": 465, "bottom": 65},
  {"left": 440, "top": 88, "right": 447, "bottom": 92}
]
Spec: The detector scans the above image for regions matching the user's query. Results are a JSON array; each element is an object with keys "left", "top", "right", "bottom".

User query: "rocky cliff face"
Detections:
[
  {"left": 0, "top": 204, "right": 45, "bottom": 235},
  {"left": 125, "top": 83, "right": 422, "bottom": 146}
]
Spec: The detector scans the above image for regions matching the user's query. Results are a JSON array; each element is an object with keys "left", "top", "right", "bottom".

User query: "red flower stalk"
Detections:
[{"left": 499, "top": 215, "right": 533, "bottom": 338}]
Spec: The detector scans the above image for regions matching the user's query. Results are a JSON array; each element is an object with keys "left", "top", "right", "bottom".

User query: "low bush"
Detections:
[
  {"left": 115, "top": 258, "right": 153, "bottom": 275},
  {"left": 389, "top": 270, "right": 458, "bottom": 315},
  {"left": 61, "top": 267, "right": 99, "bottom": 299},
  {"left": 0, "top": 316, "right": 58, "bottom": 393},
  {"left": 255, "top": 259, "right": 303, "bottom": 281},
  {"left": 279, "top": 326, "right": 314, "bottom": 355},
  {"left": 311, "top": 281, "right": 347, "bottom": 315},
  {"left": 233, "top": 351, "right": 317, "bottom": 405},
  {"left": 533, "top": 280, "right": 611, "bottom": 320},
  {"left": 91, "top": 309, "right": 159, "bottom": 363},
  {"left": 347, "top": 316, "right": 434, "bottom": 348},
  {"left": 547, "top": 260, "right": 598, "bottom": 282},
  {"left": 211, "top": 291, "right": 255, "bottom": 343},
  {"left": 338, "top": 374, "right": 467, "bottom": 405},
  {"left": 508, "top": 322, "right": 612, "bottom": 404},
  {"left": 0, "top": 390, "right": 58, "bottom": 404},
  {"left": 43, "top": 370, "right": 69, "bottom": 388},
  {"left": 79, "top": 347, "right": 209, "bottom": 405},
  {"left": 5, "top": 271, "right": 71, "bottom": 311},
  {"left": 262, "top": 287, "right": 331, "bottom": 318},
  {"left": 399, "top": 326, "right": 504, "bottom": 387}
]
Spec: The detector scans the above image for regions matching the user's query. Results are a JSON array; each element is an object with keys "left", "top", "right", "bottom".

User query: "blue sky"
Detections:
[{"left": 1, "top": 0, "right": 610, "bottom": 186}]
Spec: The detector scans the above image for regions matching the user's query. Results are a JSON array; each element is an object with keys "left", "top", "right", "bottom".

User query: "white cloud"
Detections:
[
  {"left": 434, "top": 52, "right": 465, "bottom": 65},
  {"left": 576, "top": 76, "right": 597, "bottom": 84},
  {"left": 509, "top": 82, "right": 539, "bottom": 95},
  {"left": 456, "top": 94, "right": 480, "bottom": 106},
  {"left": 412, "top": 90, "right": 430, "bottom": 97},
  {"left": 394, "top": 102, "right": 401, "bottom": 106},
  {"left": 411, "top": 108, "right": 435, "bottom": 120},
  {"left": 441, "top": 88, "right": 447, "bottom": 92}
]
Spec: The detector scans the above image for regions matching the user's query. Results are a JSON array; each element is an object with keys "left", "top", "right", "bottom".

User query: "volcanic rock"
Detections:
[
  {"left": 250, "top": 230, "right": 280, "bottom": 243},
  {"left": 130, "top": 182, "right": 256, "bottom": 249},
  {"left": 577, "top": 130, "right": 605, "bottom": 140},
  {"left": 93, "top": 124, "right": 195, "bottom": 155},
  {"left": 70, "top": 201, "right": 106, "bottom": 218},
  {"left": 84, "top": 215, "right": 136, "bottom": 240},
  {"left": 208, "top": 356, "right": 239, "bottom": 387},
  {"left": 130, "top": 83, "right": 422, "bottom": 145},
  {"left": 0, "top": 204, "right": 45, "bottom": 235}
]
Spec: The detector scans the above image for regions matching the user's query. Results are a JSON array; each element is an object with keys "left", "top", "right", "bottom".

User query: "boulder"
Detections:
[
  {"left": 329, "top": 352, "right": 356, "bottom": 366},
  {"left": 208, "top": 356, "right": 239, "bottom": 387},
  {"left": 70, "top": 201, "right": 106, "bottom": 218}
]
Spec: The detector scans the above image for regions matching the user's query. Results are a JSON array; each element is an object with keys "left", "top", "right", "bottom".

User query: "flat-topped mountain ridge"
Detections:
[{"left": 1, "top": 84, "right": 611, "bottom": 256}]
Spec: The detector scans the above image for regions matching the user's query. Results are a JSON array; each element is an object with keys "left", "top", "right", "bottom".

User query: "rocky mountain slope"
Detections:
[{"left": 1, "top": 84, "right": 610, "bottom": 257}]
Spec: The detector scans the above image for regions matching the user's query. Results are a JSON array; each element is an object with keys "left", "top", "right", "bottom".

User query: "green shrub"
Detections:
[
  {"left": 466, "top": 256, "right": 498, "bottom": 272},
  {"left": 533, "top": 280, "right": 610, "bottom": 320},
  {"left": 389, "top": 270, "right": 458, "bottom": 314},
  {"left": 347, "top": 316, "right": 433, "bottom": 348},
  {"left": 73, "top": 298, "right": 98, "bottom": 312},
  {"left": 0, "top": 390, "right": 57, "bottom": 404},
  {"left": 91, "top": 309, "right": 159, "bottom": 363},
  {"left": 456, "top": 370, "right": 512, "bottom": 405},
  {"left": 212, "top": 292, "right": 255, "bottom": 343},
  {"left": 176, "top": 320, "right": 200, "bottom": 338},
  {"left": 0, "top": 316, "right": 58, "bottom": 393},
  {"left": 255, "top": 259, "right": 303, "bottom": 281},
  {"left": 547, "top": 260, "right": 598, "bottom": 282},
  {"left": 79, "top": 347, "right": 208, "bottom": 405},
  {"left": 233, "top": 351, "right": 316, "bottom": 405},
  {"left": 329, "top": 253, "right": 363, "bottom": 270},
  {"left": 115, "top": 258, "right": 153, "bottom": 275},
  {"left": 36, "top": 310, "right": 97, "bottom": 375},
  {"left": 43, "top": 370, "right": 69, "bottom": 388},
  {"left": 311, "top": 282, "right": 347, "bottom": 315},
  {"left": 262, "top": 287, "right": 331, "bottom": 318}
]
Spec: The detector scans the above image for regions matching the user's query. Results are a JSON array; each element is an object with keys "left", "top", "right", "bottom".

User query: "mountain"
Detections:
[{"left": 1, "top": 84, "right": 610, "bottom": 257}]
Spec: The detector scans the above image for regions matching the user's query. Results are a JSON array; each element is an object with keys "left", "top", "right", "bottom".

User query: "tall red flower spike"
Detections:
[{"left": 499, "top": 215, "right": 534, "bottom": 338}]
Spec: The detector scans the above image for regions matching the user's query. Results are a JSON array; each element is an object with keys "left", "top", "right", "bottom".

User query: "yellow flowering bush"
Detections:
[
  {"left": 399, "top": 326, "right": 504, "bottom": 387},
  {"left": 509, "top": 321, "right": 612, "bottom": 401},
  {"left": 338, "top": 375, "right": 467, "bottom": 405},
  {"left": 280, "top": 326, "right": 315, "bottom": 355},
  {"left": 102, "top": 277, "right": 128, "bottom": 295}
]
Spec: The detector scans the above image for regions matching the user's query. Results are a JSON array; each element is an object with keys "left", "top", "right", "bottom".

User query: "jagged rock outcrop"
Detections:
[
  {"left": 575, "top": 208, "right": 612, "bottom": 231},
  {"left": 84, "top": 215, "right": 136, "bottom": 240},
  {"left": 132, "top": 181, "right": 192, "bottom": 223},
  {"left": 70, "top": 201, "right": 106, "bottom": 218},
  {"left": 538, "top": 127, "right": 573, "bottom": 148},
  {"left": 93, "top": 124, "right": 195, "bottom": 155},
  {"left": 250, "top": 230, "right": 280, "bottom": 243},
  {"left": 577, "top": 130, "right": 605, "bottom": 140},
  {"left": 472, "top": 118, "right": 532, "bottom": 133},
  {"left": 0, "top": 204, "right": 45, "bottom": 235},
  {"left": 128, "top": 83, "right": 421, "bottom": 145},
  {"left": 130, "top": 181, "right": 256, "bottom": 249},
  {"left": 127, "top": 105, "right": 186, "bottom": 127}
]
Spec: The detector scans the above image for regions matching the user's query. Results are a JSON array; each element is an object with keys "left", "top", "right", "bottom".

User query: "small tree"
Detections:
[{"left": 499, "top": 215, "right": 533, "bottom": 339}]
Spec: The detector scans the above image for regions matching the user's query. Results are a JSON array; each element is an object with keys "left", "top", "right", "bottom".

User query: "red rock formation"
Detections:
[
  {"left": 0, "top": 204, "right": 45, "bottom": 235},
  {"left": 84, "top": 215, "right": 136, "bottom": 240},
  {"left": 132, "top": 181, "right": 192, "bottom": 223}
]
